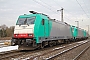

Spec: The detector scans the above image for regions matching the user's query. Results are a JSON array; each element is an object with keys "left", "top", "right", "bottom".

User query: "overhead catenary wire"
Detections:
[
  {"left": 33, "top": 0, "right": 72, "bottom": 21},
  {"left": 38, "top": 0, "right": 69, "bottom": 21},
  {"left": 52, "top": 0, "right": 90, "bottom": 21},
  {"left": 52, "top": 0, "right": 62, "bottom": 8},
  {"left": 33, "top": 0, "right": 58, "bottom": 14},
  {"left": 39, "top": 0, "right": 57, "bottom": 11},
  {"left": 52, "top": 0, "right": 77, "bottom": 21},
  {"left": 52, "top": 0, "right": 73, "bottom": 15},
  {"left": 82, "top": 0, "right": 90, "bottom": 15},
  {"left": 52, "top": 0, "right": 74, "bottom": 21},
  {"left": 33, "top": 0, "right": 69, "bottom": 21},
  {"left": 33, "top": 0, "right": 89, "bottom": 30},
  {"left": 33, "top": 0, "right": 85, "bottom": 22},
  {"left": 76, "top": 0, "right": 90, "bottom": 19}
]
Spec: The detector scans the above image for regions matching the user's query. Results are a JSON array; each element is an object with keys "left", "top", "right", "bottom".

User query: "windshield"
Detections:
[{"left": 16, "top": 17, "right": 35, "bottom": 25}]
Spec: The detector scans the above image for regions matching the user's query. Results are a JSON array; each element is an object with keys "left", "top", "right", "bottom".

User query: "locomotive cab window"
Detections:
[
  {"left": 16, "top": 17, "right": 35, "bottom": 25},
  {"left": 42, "top": 19, "right": 44, "bottom": 25},
  {"left": 72, "top": 28, "right": 74, "bottom": 32},
  {"left": 27, "top": 17, "right": 35, "bottom": 24}
]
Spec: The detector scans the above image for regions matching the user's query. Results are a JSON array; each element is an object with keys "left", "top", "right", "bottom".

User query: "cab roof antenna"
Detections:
[{"left": 29, "top": 11, "right": 38, "bottom": 14}]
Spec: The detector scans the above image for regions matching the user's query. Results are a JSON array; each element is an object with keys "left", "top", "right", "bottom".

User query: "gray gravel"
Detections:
[
  {"left": 78, "top": 45, "right": 90, "bottom": 60},
  {"left": 52, "top": 40, "right": 90, "bottom": 60},
  {"left": 0, "top": 40, "right": 89, "bottom": 60}
]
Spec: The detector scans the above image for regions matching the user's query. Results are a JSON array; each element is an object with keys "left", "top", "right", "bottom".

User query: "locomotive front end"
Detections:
[{"left": 11, "top": 15, "right": 37, "bottom": 50}]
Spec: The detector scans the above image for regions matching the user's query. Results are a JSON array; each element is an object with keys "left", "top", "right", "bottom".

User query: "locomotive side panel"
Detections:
[
  {"left": 50, "top": 21, "right": 72, "bottom": 39},
  {"left": 86, "top": 32, "right": 89, "bottom": 38},
  {"left": 77, "top": 28, "right": 84, "bottom": 39}
]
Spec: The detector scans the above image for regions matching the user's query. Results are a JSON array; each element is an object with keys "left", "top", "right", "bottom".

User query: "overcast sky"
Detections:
[{"left": 0, "top": 0, "right": 90, "bottom": 33}]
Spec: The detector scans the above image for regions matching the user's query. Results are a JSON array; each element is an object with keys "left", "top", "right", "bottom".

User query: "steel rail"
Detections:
[
  {"left": 43, "top": 41, "right": 88, "bottom": 60},
  {"left": 73, "top": 45, "right": 90, "bottom": 60},
  {"left": 27, "top": 40, "right": 89, "bottom": 60}
]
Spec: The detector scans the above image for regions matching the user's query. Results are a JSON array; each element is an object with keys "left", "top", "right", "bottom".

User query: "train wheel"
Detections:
[
  {"left": 11, "top": 39, "right": 14, "bottom": 45},
  {"left": 11, "top": 38, "right": 16, "bottom": 46},
  {"left": 32, "top": 41, "right": 37, "bottom": 48},
  {"left": 40, "top": 43, "right": 44, "bottom": 49},
  {"left": 53, "top": 41, "right": 56, "bottom": 46},
  {"left": 49, "top": 41, "right": 53, "bottom": 47}
]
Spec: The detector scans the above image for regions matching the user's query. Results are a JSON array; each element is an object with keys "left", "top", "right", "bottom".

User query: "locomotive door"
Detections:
[{"left": 42, "top": 19, "right": 49, "bottom": 37}]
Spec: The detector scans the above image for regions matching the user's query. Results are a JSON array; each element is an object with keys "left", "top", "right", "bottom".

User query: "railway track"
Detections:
[
  {"left": 28, "top": 40, "right": 89, "bottom": 60},
  {"left": 73, "top": 44, "right": 90, "bottom": 60},
  {"left": 18, "top": 40, "right": 89, "bottom": 60},
  {"left": 48, "top": 40, "right": 90, "bottom": 60},
  {"left": 0, "top": 50, "right": 26, "bottom": 60},
  {"left": 0, "top": 40, "right": 89, "bottom": 60},
  {"left": 0, "top": 45, "right": 57, "bottom": 60},
  {"left": 0, "top": 49, "right": 45, "bottom": 60}
]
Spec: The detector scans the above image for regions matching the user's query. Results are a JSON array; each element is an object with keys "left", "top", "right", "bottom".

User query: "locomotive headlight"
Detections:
[
  {"left": 14, "top": 34, "right": 18, "bottom": 37},
  {"left": 28, "top": 34, "right": 33, "bottom": 36},
  {"left": 15, "top": 34, "right": 18, "bottom": 36}
]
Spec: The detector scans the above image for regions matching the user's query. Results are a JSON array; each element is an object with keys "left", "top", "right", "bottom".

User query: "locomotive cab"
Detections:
[
  {"left": 14, "top": 16, "right": 35, "bottom": 39},
  {"left": 11, "top": 12, "right": 51, "bottom": 50},
  {"left": 11, "top": 14, "right": 37, "bottom": 50}
]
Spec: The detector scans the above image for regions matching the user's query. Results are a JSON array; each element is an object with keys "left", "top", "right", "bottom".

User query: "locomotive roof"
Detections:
[
  {"left": 49, "top": 19, "right": 71, "bottom": 26},
  {"left": 19, "top": 12, "right": 49, "bottom": 19},
  {"left": 19, "top": 11, "right": 86, "bottom": 31}
]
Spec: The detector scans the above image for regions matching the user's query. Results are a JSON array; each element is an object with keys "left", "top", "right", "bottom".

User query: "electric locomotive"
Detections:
[{"left": 11, "top": 11, "right": 89, "bottom": 50}]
